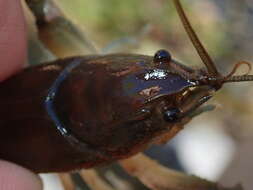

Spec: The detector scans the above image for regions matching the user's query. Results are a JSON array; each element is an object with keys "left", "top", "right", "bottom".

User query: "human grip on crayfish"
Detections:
[{"left": 1, "top": 0, "right": 253, "bottom": 173}]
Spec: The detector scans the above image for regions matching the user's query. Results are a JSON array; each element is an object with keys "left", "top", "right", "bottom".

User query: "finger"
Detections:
[
  {"left": 0, "top": 160, "right": 42, "bottom": 190},
  {"left": 0, "top": 0, "right": 27, "bottom": 81}
]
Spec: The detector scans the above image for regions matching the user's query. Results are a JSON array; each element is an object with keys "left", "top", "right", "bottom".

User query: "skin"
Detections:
[{"left": 0, "top": 0, "right": 42, "bottom": 189}]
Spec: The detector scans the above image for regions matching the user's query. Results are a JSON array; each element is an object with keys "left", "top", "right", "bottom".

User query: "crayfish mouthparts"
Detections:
[{"left": 176, "top": 86, "right": 215, "bottom": 119}]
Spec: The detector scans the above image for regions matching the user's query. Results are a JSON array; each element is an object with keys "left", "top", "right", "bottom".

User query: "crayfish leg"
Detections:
[{"left": 25, "top": 0, "right": 97, "bottom": 57}]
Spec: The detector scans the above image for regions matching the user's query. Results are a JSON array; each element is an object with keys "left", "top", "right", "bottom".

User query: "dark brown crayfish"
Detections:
[{"left": 0, "top": 0, "right": 253, "bottom": 173}]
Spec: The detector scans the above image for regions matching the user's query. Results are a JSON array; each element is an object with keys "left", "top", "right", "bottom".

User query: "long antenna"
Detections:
[{"left": 172, "top": 0, "right": 220, "bottom": 77}]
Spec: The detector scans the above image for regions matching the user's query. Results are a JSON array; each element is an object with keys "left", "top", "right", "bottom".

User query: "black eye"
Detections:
[
  {"left": 154, "top": 49, "right": 172, "bottom": 64},
  {"left": 163, "top": 108, "right": 180, "bottom": 122}
]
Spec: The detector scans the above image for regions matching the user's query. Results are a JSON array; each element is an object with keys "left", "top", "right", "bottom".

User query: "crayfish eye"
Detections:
[
  {"left": 153, "top": 49, "right": 172, "bottom": 66},
  {"left": 163, "top": 108, "right": 180, "bottom": 122}
]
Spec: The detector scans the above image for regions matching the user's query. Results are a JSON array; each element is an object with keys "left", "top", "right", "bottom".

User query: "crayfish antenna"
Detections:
[
  {"left": 172, "top": 0, "right": 221, "bottom": 77},
  {"left": 173, "top": 0, "right": 253, "bottom": 85}
]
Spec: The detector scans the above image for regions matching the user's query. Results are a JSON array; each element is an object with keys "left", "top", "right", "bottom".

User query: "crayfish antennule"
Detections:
[
  {"left": 225, "top": 61, "right": 252, "bottom": 79},
  {"left": 223, "top": 74, "right": 253, "bottom": 83},
  {"left": 222, "top": 61, "right": 253, "bottom": 83}
]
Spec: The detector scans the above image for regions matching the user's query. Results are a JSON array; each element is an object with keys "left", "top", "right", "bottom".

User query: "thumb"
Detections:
[
  {"left": 0, "top": 0, "right": 27, "bottom": 81},
  {"left": 0, "top": 160, "right": 42, "bottom": 190},
  {"left": 0, "top": 1, "right": 41, "bottom": 190}
]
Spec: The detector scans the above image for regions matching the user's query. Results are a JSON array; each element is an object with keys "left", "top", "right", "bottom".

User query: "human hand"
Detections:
[
  {"left": 0, "top": 0, "right": 42, "bottom": 189},
  {"left": 0, "top": 160, "right": 42, "bottom": 190}
]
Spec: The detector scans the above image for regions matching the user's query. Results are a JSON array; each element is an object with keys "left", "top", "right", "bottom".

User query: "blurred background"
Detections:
[{"left": 24, "top": 0, "right": 253, "bottom": 189}]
